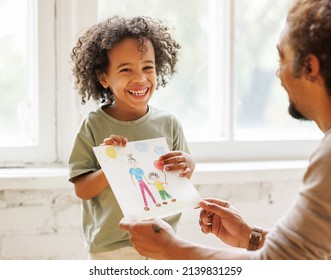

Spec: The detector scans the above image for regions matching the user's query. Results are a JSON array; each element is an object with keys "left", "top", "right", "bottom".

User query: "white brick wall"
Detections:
[
  {"left": 0, "top": 163, "right": 304, "bottom": 259},
  {"left": 0, "top": 187, "right": 86, "bottom": 259}
]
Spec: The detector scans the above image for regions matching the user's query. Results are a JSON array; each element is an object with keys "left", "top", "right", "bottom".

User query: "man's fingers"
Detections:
[
  {"left": 199, "top": 200, "right": 231, "bottom": 218},
  {"left": 202, "top": 198, "right": 230, "bottom": 207},
  {"left": 119, "top": 218, "right": 131, "bottom": 231}
]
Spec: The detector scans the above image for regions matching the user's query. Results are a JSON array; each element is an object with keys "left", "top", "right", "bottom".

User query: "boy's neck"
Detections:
[{"left": 104, "top": 104, "right": 149, "bottom": 121}]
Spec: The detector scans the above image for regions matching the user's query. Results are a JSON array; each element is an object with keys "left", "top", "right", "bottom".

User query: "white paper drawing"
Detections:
[{"left": 93, "top": 137, "right": 201, "bottom": 221}]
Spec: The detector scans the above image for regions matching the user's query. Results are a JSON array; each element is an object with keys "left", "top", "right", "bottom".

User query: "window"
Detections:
[
  {"left": 97, "top": 0, "right": 321, "bottom": 162},
  {"left": 0, "top": 0, "right": 35, "bottom": 146},
  {"left": 0, "top": 0, "right": 321, "bottom": 166},
  {"left": 0, "top": 0, "right": 57, "bottom": 165},
  {"left": 234, "top": 0, "right": 320, "bottom": 141},
  {"left": 98, "top": 0, "right": 227, "bottom": 141}
]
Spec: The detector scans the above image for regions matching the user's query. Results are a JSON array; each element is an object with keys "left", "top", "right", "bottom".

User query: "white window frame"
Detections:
[
  {"left": 189, "top": 0, "right": 319, "bottom": 162},
  {"left": 0, "top": 0, "right": 320, "bottom": 167},
  {"left": 0, "top": 0, "right": 57, "bottom": 166},
  {"left": 54, "top": 0, "right": 99, "bottom": 165}
]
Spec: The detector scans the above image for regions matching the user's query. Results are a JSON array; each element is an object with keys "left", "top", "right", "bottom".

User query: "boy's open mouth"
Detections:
[{"left": 128, "top": 88, "right": 148, "bottom": 96}]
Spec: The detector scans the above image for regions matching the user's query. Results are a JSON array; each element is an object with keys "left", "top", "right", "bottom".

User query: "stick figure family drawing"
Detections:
[{"left": 127, "top": 153, "right": 176, "bottom": 211}]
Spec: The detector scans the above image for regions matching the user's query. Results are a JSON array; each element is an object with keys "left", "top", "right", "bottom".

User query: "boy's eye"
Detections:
[
  {"left": 144, "top": 66, "right": 154, "bottom": 70},
  {"left": 119, "top": 68, "right": 130, "bottom": 72}
]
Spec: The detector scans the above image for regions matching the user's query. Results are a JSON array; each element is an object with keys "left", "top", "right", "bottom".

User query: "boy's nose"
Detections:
[{"left": 132, "top": 72, "right": 147, "bottom": 82}]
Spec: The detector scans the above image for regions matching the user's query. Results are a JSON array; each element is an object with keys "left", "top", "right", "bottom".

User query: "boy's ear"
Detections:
[{"left": 98, "top": 72, "right": 109, "bottom": 88}]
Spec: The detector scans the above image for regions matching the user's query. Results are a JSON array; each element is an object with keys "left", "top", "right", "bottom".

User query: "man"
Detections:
[{"left": 120, "top": 0, "right": 331, "bottom": 259}]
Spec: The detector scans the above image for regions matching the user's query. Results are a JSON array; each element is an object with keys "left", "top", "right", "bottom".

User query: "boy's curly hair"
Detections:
[{"left": 71, "top": 16, "right": 181, "bottom": 105}]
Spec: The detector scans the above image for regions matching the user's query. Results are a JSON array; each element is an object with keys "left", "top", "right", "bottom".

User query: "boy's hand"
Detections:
[
  {"left": 159, "top": 151, "right": 195, "bottom": 179},
  {"left": 100, "top": 135, "right": 128, "bottom": 146}
]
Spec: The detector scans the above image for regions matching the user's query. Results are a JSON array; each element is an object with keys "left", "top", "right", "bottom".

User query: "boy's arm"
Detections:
[
  {"left": 73, "top": 134, "right": 128, "bottom": 199},
  {"left": 73, "top": 169, "right": 109, "bottom": 200}
]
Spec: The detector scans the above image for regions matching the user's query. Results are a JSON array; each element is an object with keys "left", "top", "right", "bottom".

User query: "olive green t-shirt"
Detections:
[{"left": 68, "top": 106, "right": 190, "bottom": 253}]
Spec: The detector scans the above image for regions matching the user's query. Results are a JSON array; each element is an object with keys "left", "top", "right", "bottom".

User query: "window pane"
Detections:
[
  {"left": 234, "top": 0, "right": 322, "bottom": 140},
  {"left": 97, "top": 0, "right": 226, "bottom": 141},
  {"left": 0, "top": 0, "right": 37, "bottom": 147}
]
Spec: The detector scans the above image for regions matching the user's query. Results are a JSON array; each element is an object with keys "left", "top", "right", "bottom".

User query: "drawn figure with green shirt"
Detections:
[{"left": 148, "top": 171, "right": 176, "bottom": 205}]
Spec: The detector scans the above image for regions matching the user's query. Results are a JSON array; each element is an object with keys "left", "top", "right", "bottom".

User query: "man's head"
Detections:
[
  {"left": 286, "top": 0, "right": 331, "bottom": 91},
  {"left": 277, "top": 0, "right": 331, "bottom": 121}
]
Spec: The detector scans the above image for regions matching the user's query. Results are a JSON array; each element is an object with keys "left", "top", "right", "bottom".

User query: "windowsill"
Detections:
[
  {"left": 0, "top": 164, "right": 71, "bottom": 190},
  {"left": 191, "top": 160, "right": 308, "bottom": 185},
  {"left": 0, "top": 160, "right": 308, "bottom": 190}
]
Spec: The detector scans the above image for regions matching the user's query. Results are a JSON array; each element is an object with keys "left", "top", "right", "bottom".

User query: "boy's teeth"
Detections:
[{"left": 129, "top": 89, "right": 147, "bottom": 96}]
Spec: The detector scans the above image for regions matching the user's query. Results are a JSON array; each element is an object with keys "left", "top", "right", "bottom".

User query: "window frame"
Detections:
[
  {"left": 0, "top": 0, "right": 57, "bottom": 166},
  {"left": 0, "top": 0, "right": 320, "bottom": 166}
]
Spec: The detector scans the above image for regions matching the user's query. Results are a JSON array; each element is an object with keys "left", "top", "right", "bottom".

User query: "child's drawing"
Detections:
[
  {"left": 153, "top": 159, "right": 167, "bottom": 184},
  {"left": 147, "top": 171, "right": 175, "bottom": 205},
  {"left": 127, "top": 153, "right": 160, "bottom": 211},
  {"left": 93, "top": 137, "right": 201, "bottom": 221}
]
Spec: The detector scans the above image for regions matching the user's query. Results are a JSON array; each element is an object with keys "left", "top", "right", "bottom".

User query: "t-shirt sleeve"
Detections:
[
  {"left": 68, "top": 120, "right": 100, "bottom": 183},
  {"left": 171, "top": 116, "right": 190, "bottom": 154}
]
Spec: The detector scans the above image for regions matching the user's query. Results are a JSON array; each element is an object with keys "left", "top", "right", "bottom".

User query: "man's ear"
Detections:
[
  {"left": 305, "top": 54, "right": 320, "bottom": 81},
  {"left": 98, "top": 72, "right": 109, "bottom": 88}
]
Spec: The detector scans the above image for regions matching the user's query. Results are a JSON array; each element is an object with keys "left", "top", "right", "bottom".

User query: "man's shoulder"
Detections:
[{"left": 310, "top": 130, "right": 331, "bottom": 163}]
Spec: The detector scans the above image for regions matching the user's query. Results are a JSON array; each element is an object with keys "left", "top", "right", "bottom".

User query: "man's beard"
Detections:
[{"left": 288, "top": 102, "right": 308, "bottom": 121}]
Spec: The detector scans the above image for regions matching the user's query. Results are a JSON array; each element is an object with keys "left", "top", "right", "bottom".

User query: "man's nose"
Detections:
[{"left": 276, "top": 68, "right": 280, "bottom": 78}]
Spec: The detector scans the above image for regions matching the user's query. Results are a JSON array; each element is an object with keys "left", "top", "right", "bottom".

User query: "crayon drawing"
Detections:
[
  {"left": 93, "top": 137, "right": 201, "bottom": 221},
  {"left": 127, "top": 153, "right": 160, "bottom": 211},
  {"left": 147, "top": 171, "right": 175, "bottom": 204}
]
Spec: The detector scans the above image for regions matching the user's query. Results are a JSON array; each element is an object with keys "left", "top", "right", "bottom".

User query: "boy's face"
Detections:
[{"left": 100, "top": 37, "right": 157, "bottom": 120}]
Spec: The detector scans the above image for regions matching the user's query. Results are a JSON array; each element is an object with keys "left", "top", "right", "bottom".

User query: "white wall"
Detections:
[
  {"left": 0, "top": 162, "right": 306, "bottom": 259},
  {"left": 0, "top": 168, "right": 85, "bottom": 259}
]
